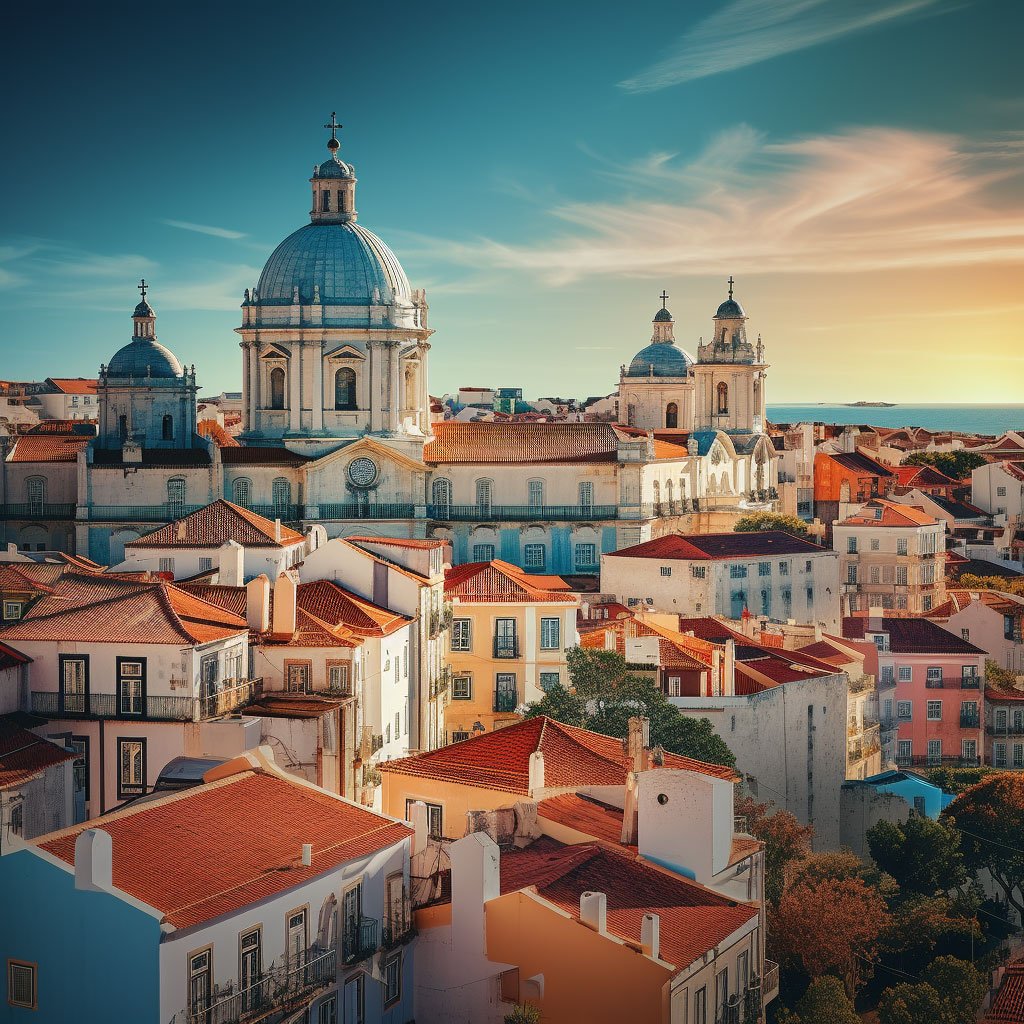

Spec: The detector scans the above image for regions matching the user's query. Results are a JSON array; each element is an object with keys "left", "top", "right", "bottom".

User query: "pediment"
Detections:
[
  {"left": 324, "top": 344, "right": 366, "bottom": 361},
  {"left": 259, "top": 344, "right": 291, "bottom": 360},
  {"left": 308, "top": 434, "right": 428, "bottom": 474}
]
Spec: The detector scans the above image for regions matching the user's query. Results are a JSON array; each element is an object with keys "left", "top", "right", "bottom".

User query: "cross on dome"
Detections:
[
  {"left": 324, "top": 111, "right": 343, "bottom": 153},
  {"left": 138, "top": 278, "right": 148, "bottom": 301},
  {"left": 659, "top": 289, "right": 669, "bottom": 308},
  {"left": 727, "top": 276, "right": 735, "bottom": 299}
]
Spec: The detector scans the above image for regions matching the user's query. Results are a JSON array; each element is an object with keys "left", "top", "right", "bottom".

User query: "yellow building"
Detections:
[{"left": 443, "top": 560, "right": 580, "bottom": 742}]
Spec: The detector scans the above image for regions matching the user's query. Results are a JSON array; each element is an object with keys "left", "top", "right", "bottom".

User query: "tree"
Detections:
[
  {"left": 786, "top": 977, "right": 860, "bottom": 1024},
  {"left": 867, "top": 815, "right": 967, "bottom": 895},
  {"left": 526, "top": 648, "right": 736, "bottom": 768},
  {"left": 504, "top": 1005, "right": 541, "bottom": 1024},
  {"left": 734, "top": 511, "right": 810, "bottom": 539},
  {"left": 877, "top": 982, "right": 947, "bottom": 1024},
  {"left": 881, "top": 894, "right": 978, "bottom": 966},
  {"left": 787, "top": 849, "right": 887, "bottom": 891},
  {"left": 736, "top": 797, "right": 814, "bottom": 904},
  {"left": 922, "top": 957, "right": 986, "bottom": 1024},
  {"left": 904, "top": 450, "right": 986, "bottom": 479},
  {"left": 771, "top": 877, "right": 891, "bottom": 994},
  {"left": 943, "top": 773, "right": 1024, "bottom": 920},
  {"left": 958, "top": 574, "right": 1024, "bottom": 599}
]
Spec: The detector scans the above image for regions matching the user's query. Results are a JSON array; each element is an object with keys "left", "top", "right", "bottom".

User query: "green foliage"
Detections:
[
  {"left": 921, "top": 957, "right": 986, "bottom": 1024},
  {"left": 904, "top": 449, "right": 986, "bottom": 479},
  {"left": 867, "top": 815, "right": 967, "bottom": 895},
  {"left": 881, "top": 894, "right": 978, "bottom": 966},
  {"left": 504, "top": 1005, "right": 541, "bottom": 1024},
  {"left": 921, "top": 764, "right": 995, "bottom": 794},
  {"left": 959, "top": 574, "right": 1024, "bottom": 599},
  {"left": 986, "top": 658, "right": 1019, "bottom": 687},
  {"left": 526, "top": 647, "right": 736, "bottom": 768},
  {"left": 734, "top": 511, "right": 810, "bottom": 538},
  {"left": 877, "top": 981, "right": 947, "bottom": 1024},
  {"left": 787, "top": 849, "right": 890, "bottom": 893},
  {"left": 788, "top": 977, "right": 860, "bottom": 1024}
]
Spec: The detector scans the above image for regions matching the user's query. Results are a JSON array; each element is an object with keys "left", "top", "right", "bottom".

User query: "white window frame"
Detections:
[
  {"left": 451, "top": 618, "right": 472, "bottom": 651},
  {"left": 926, "top": 700, "right": 942, "bottom": 721},
  {"left": 451, "top": 675, "right": 472, "bottom": 700},
  {"left": 540, "top": 617, "right": 561, "bottom": 651},
  {"left": 7, "top": 960, "right": 37, "bottom": 1010}
]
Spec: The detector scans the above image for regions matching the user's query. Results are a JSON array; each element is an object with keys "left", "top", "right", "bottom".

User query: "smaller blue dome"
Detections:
[
  {"left": 653, "top": 307, "right": 673, "bottom": 322},
  {"left": 107, "top": 338, "right": 183, "bottom": 379},
  {"left": 315, "top": 156, "right": 354, "bottom": 179},
  {"left": 626, "top": 342, "right": 694, "bottom": 378},
  {"left": 714, "top": 298, "right": 744, "bottom": 319}
]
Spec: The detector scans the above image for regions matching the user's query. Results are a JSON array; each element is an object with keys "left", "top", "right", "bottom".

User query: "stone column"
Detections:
[
  {"left": 247, "top": 343, "right": 259, "bottom": 432},
  {"left": 289, "top": 345, "right": 301, "bottom": 433},
  {"left": 311, "top": 341, "right": 324, "bottom": 432},
  {"left": 389, "top": 342, "right": 401, "bottom": 432},
  {"left": 368, "top": 341, "right": 381, "bottom": 433}
]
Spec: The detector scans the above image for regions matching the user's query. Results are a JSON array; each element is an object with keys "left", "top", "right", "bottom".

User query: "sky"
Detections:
[{"left": 1, "top": 0, "right": 1022, "bottom": 403}]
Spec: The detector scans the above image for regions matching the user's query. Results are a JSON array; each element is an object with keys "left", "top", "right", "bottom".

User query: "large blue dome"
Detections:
[
  {"left": 107, "top": 338, "right": 183, "bottom": 379},
  {"left": 625, "top": 342, "right": 694, "bottom": 378},
  {"left": 257, "top": 222, "right": 411, "bottom": 305}
]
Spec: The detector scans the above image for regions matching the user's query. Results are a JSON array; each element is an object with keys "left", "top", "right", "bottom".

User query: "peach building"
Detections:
[
  {"left": 833, "top": 498, "right": 946, "bottom": 615},
  {"left": 443, "top": 560, "right": 580, "bottom": 741}
]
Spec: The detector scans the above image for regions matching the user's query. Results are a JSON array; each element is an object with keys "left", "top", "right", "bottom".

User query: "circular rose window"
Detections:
[{"left": 348, "top": 456, "right": 378, "bottom": 487}]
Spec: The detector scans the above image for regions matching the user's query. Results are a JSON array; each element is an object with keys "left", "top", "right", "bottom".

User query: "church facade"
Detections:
[{"left": 0, "top": 123, "right": 779, "bottom": 571}]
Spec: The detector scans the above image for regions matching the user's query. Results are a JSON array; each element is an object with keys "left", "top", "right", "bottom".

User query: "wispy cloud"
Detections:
[
  {"left": 620, "top": 0, "right": 950, "bottom": 93},
  {"left": 161, "top": 219, "right": 247, "bottom": 240},
  {"left": 415, "top": 126, "right": 1024, "bottom": 285}
]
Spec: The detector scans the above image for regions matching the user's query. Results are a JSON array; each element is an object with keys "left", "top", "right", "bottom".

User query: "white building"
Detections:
[{"left": 601, "top": 531, "right": 840, "bottom": 632}]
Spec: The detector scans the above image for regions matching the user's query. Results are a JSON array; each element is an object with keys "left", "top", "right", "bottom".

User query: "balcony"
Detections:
[
  {"left": 428, "top": 606, "right": 453, "bottom": 638},
  {"left": 493, "top": 636, "right": 520, "bottom": 659},
  {"left": 428, "top": 503, "right": 619, "bottom": 522},
  {"left": 177, "top": 945, "right": 336, "bottom": 1024},
  {"left": 342, "top": 916, "right": 378, "bottom": 965},
  {"left": 429, "top": 667, "right": 451, "bottom": 700},
  {"left": 895, "top": 754, "right": 981, "bottom": 769},
  {"left": 0, "top": 502, "right": 77, "bottom": 520},
  {"left": 196, "top": 678, "right": 264, "bottom": 720},
  {"left": 925, "top": 677, "right": 946, "bottom": 689},
  {"left": 763, "top": 960, "right": 780, "bottom": 1000},
  {"left": 87, "top": 504, "right": 301, "bottom": 523},
  {"left": 960, "top": 675, "right": 982, "bottom": 690},
  {"left": 494, "top": 690, "right": 519, "bottom": 713},
  {"left": 987, "top": 721, "right": 1024, "bottom": 736},
  {"left": 381, "top": 895, "right": 415, "bottom": 949},
  {"left": 960, "top": 710, "right": 981, "bottom": 729},
  {"left": 316, "top": 502, "right": 415, "bottom": 520}
]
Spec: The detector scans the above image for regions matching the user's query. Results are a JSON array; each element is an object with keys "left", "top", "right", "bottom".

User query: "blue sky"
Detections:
[{"left": 2, "top": 0, "right": 1022, "bottom": 402}]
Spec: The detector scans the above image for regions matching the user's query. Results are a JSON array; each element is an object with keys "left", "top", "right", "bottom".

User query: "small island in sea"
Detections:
[{"left": 844, "top": 400, "right": 897, "bottom": 407}]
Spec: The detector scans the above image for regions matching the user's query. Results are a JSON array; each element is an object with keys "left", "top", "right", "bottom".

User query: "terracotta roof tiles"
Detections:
[
  {"left": 9, "top": 433, "right": 91, "bottom": 462},
  {"left": 606, "top": 531, "right": 827, "bottom": 561},
  {"left": 842, "top": 616, "right": 984, "bottom": 655},
  {"left": 985, "top": 958, "right": 1024, "bottom": 1023},
  {"left": 445, "top": 560, "right": 578, "bottom": 604},
  {"left": 0, "top": 718, "right": 75, "bottom": 790},
  {"left": 127, "top": 499, "right": 304, "bottom": 549},
  {"left": 838, "top": 499, "right": 938, "bottom": 528},
  {"left": 424, "top": 421, "right": 622, "bottom": 464}
]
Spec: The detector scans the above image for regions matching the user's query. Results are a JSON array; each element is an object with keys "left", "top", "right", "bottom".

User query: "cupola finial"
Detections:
[
  {"left": 324, "top": 111, "right": 342, "bottom": 154},
  {"left": 727, "top": 275, "right": 735, "bottom": 300},
  {"left": 138, "top": 278, "right": 148, "bottom": 301},
  {"left": 659, "top": 289, "right": 669, "bottom": 310}
]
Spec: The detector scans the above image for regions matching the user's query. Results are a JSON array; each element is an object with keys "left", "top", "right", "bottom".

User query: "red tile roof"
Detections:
[
  {"left": 292, "top": 580, "right": 410, "bottom": 638},
  {"left": 445, "top": 560, "right": 578, "bottom": 604},
  {"left": 126, "top": 499, "right": 304, "bottom": 549},
  {"left": 537, "top": 793, "right": 630, "bottom": 846},
  {"left": 606, "top": 531, "right": 827, "bottom": 561},
  {"left": 893, "top": 465, "right": 957, "bottom": 488},
  {"left": 821, "top": 450, "right": 895, "bottom": 477},
  {"left": 578, "top": 615, "right": 713, "bottom": 670},
  {"left": 424, "top": 421, "right": 623, "bottom": 464},
  {"left": 45, "top": 378, "right": 97, "bottom": 395},
  {"left": 220, "top": 446, "right": 311, "bottom": 466},
  {"left": 985, "top": 957, "right": 1024, "bottom": 1022},
  {"left": 842, "top": 616, "right": 984, "bottom": 655},
  {"left": 0, "top": 562, "right": 65, "bottom": 594},
  {"left": 0, "top": 718, "right": 74, "bottom": 790},
  {"left": 2, "top": 575, "right": 248, "bottom": 645},
  {"left": 346, "top": 536, "right": 447, "bottom": 550},
  {"left": 927, "top": 589, "right": 1024, "bottom": 618},
  {"left": 379, "top": 716, "right": 737, "bottom": 795},
  {"left": 39, "top": 769, "right": 411, "bottom": 929},
  {"left": 837, "top": 499, "right": 938, "bottom": 527},
  {"left": 9, "top": 433, "right": 91, "bottom": 462},
  {"left": 500, "top": 840, "right": 757, "bottom": 971}
]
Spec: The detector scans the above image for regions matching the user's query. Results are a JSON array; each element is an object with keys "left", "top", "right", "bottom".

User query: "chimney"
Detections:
[
  {"left": 580, "top": 891, "right": 607, "bottom": 934},
  {"left": 274, "top": 518, "right": 282, "bottom": 543},
  {"left": 627, "top": 716, "right": 650, "bottom": 772},
  {"left": 723, "top": 639, "right": 736, "bottom": 695},
  {"left": 528, "top": 751, "right": 545, "bottom": 794},
  {"left": 868, "top": 605, "right": 884, "bottom": 632},
  {"left": 246, "top": 574, "right": 270, "bottom": 632},
  {"left": 408, "top": 800, "right": 429, "bottom": 857},
  {"left": 219, "top": 540, "right": 244, "bottom": 587},
  {"left": 272, "top": 571, "right": 298, "bottom": 636},
  {"left": 301, "top": 843, "right": 312, "bottom": 867},
  {"left": 74, "top": 829, "right": 113, "bottom": 893},
  {"left": 176, "top": 519, "right": 186, "bottom": 541},
  {"left": 604, "top": 629, "right": 616, "bottom": 652},
  {"left": 641, "top": 913, "right": 661, "bottom": 959},
  {"left": 450, "top": 832, "right": 500, "bottom": 963}
]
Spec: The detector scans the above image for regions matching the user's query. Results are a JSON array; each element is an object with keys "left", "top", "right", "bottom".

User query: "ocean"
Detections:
[{"left": 767, "top": 404, "right": 1024, "bottom": 436}]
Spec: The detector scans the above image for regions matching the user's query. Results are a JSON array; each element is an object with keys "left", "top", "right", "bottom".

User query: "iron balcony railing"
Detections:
[
  {"left": 30, "top": 679, "right": 262, "bottom": 722},
  {"left": 87, "top": 504, "right": 300, "bottom": 523},
  {"left": 428, "top": 503, "right": 618, "bottom": 522},
  {"left": 763, "top": 960, "right": 780, "bottom": 1000},
  {"left": 960, "top": 675, "right": 982, "bottom": 689},
  {"left": 0, "top": 502, "right": 77, "bottom": 520},
  {"left": 895, "top": 754, "right": 981, "bottom": 768},
  {"left": 381, "top": 895, "right": 415, "bottom": 949},
  {"left": 987, "top": 721, "right": 1024, "bottom": 736},
  {"left": 494, "top": 690, "right": 519, "bottom": 713},
  {"left": 493, "top": 636, "right": 520, "bottom": 659},
  {"left": 316, "top": 502, "right": 416, "bottom": 520},
  {"left": 178, "top": 945, "right": 336, "bottom": 1024},
  {"left": 342, "top": 916, "right": 378, "bottom": 965},
  {"left": 960, "top": 710, "right": 981, "bottom": 729}
]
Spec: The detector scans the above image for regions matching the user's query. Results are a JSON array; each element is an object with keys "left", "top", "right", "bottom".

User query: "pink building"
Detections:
[{"left": 843, "top": 615, "right": 985, "bottom": 769}]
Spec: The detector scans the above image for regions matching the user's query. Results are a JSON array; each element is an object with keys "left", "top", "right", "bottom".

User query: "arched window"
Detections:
[
  {"left": 26, "top": 476, "right": 46, "bottom": 515},
  {"left": 334, "top": 367, "right": 356, "bottom": 410},
  {"left": 476, "top": 479, "right": 493, "bottom": 516},
  {"left": 527, "top": 479, "right": 544, "bottom": 510},
  {"left": 578, "top": 481, "right": 594, "bottom": 511},
  {"left": 162, "top": 414, "right": 173, "bottom": 441},
  {"left": 716, "top": 382, "right": 729, "bottom": 415},
  {"left": 272, "top": 478, "right": 291, "bottom": 514},
  {"left": 431, "top": 478, "right": 452, "bottom": 515},
  {"left": 233, "top": 478, "right": 253, "bottom": 508},
  {"left": 269, "top": 367, "right": 286, "bottom": 410},
  {"left": 665, "top": 479, "right": 674, "bottom": 511},
  {"left": 321, "top": 190, "right": 331, "bottom": 211},
  {"left": 653, "top": 480, "right": 661, "bottom": 512},
  {"left": 753, "top": 377, "right": 762, "bottom": 415},
  {"left": 118, "top": 414, "right": 128, "bottom": 440},
  {"left": 665, "top": 402, "right": 678, "bottom": 429},
  {"left": 167, "top": 478, "right": 186, "bottom": 517}
]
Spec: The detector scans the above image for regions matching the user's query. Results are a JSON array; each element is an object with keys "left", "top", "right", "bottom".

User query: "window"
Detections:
[
  {"left": 475, "top": 479, "right": 493, "bottom": 515},
  {"left": 574, "top": 543, "right": 597, "bottom": 570},
  {"left": 660, "top": 566, "right": 672, "bottom": 577},
  {"left": 779, "top": 560, "right": 789, "bottom": 576},
  {"left": 897, "top": 701, "right": 912, "bottom": 719},
  {"left": 962, "top": 628, "right": 971, "bottom": 641},
  {"left": 524, "top": 543, "right": 545, "bottom": 570},
  {"left": 287, "top": 663, "right": 311, "bottom": 692},
  {"left": 1014, "top": 744, "right": 1024, "bottom": 769},
  {"left": 898, "top": 666, "right": 912, "bottom": 682},
  {"left": 758, "top": 561, "right": 771, "bottom": 576},
  {"left": 870, "top": 538, "right": 880, "bottom": 551},
  {"left": 318, "top": 996, "right": 338, "bottom": 1024},
  {"left": 452, "top": 675, "right": 472, "bottom": 699},
  {"left": 994, "top": 742, "right": 1007, "bottom": 768},
  {"left": 472, "top": 543, "right": 495, "bottom": 562},
  {"left": 806, "top": 586, "right": 814, "bottom": 604},
  {"left": 870, "top": 565, "right": 880, "bottom": 585},
  {"left": 494, "top": 618, "right": 517, "bottom": 657},
  {"left": 272, "top": 478, "right": 291, "bottom": 513},
  {"left": 239, "top": 929, "right": 262, "bottom": 1013},
  {"left": 3, "top": 601, "right": 23, "bottom": 621},
  {"left": 665, "top": 401, "right": 678, "bottom": 428},
  {"left": 495, "top": 673, "right": 517, "bottom": 711},
  {"left": 667, "top": 675, "right": 682, "bottom": 697},
  {"left": 578, "top": 481, "right": 594, "bottom": 510},
  {"left": 162, "top": 414, "right": 174, "bottom": 441},
  {"left": 528, "top": 479, "right": 544, "bottom": 509},
  {"left": 694, "top": 986, "right": 707, "bottom": 1024},
  {"left": 451, "top": 730, "right": 470, "bottom": 743},
  {"left": 117, "top": 738, "right": 146, "bottom": 799},
  {"left": 167, "top": 477, "right": 186, "bottom": 517},
  {"left": 847, "top": 565, "right": 858, "bottom": 584},
  {"left": 59, "top": 655, "right": 88, "bottom": 714},
  {"left": 847, "top": 537, "right": 857, "bottom": 554},
  {"left": 8, "top": 961, "right": 37, "bottom": 1010},
  {"left": 117, "top": 658, "right": 145, "bottom": 717},
  {"left": 540, "top": 617, "right": 561, "bottom": 650},
  {"left": 269, "top": 366, "right": 286, "bottom": 409},
  {"left": 715, "top": 967, "right": 728, "bottom": 1017},
  {"left": 9, "top": 800, "right": 23, "bottom": 836},
  {"left": 451, "top": 618, "right": 472, "bottom": 651},
  {"left": 328, "top": 664, "right": 350, "bottom": 694},
  {"left": 232, "top": 477, "right": 252, "bottom": 507},
  {"left": 26, "top": 476, "right": 45, "bottom": 514},
  {"left": 321, "top": 189, "right": 331, "bottom": 211},
  {"left": 880, "top": 665, "right": 894, "bottom": 685},
  {"left": 962, "top": 738, "right": 977, "bottom": 763},
  {"left": 897, "top": 537, "right": 908, "bottom": 556},
  {"left": 997, "top": 486, "right": 1007, "bottom": 497},
  {"left": 157, "top": 557, "right": 175, "bottom": 574},
  {"left": 383, "top": 952, "right": 402, "bottom": 1006},
  {"left": 395, "top": 711, "right": 401, "bottom": 738},
  {"left": 962, "top": 665, "right": 980, "bottom": 686},
  {"left": 334, "top": 367, "right": 356, "bottom": 410},
  {"left": 540, "top": 672, "right": 560, "bottom": 692},
  {"left": 406, "top": 799, "right": 443, "bottom": 838},
  {"left": 343, "top": 974, "right": 364, "bottom": 1024},
  {"left": 927, "top": 738, "right": 942, "bottom": 764},
  {"left": 927, "top": 700, "right": 942, "bottom": 721},
  {"left": 692, "top": 565, "right": 706, "bottom": 579},
  {"left": 431, "top": 478, "right": 452, "bottom": 514},
  {"left": 118, "top": 413, "right": 129, "bottom": 439},
  {"left": 195, "top": 556, "right": 213, "bottom": 574},
  {"left": 926, "top": 666, "right": 943, "bottom": 688},
  {"left": 729, "top": 565, "right": 748, "bottom": 579},
  {"left": 716, "top": 381, "right": 728, "bottom": 414},
  {"left": 897, "top": 739, "right": 912, "bottom": 764}
]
